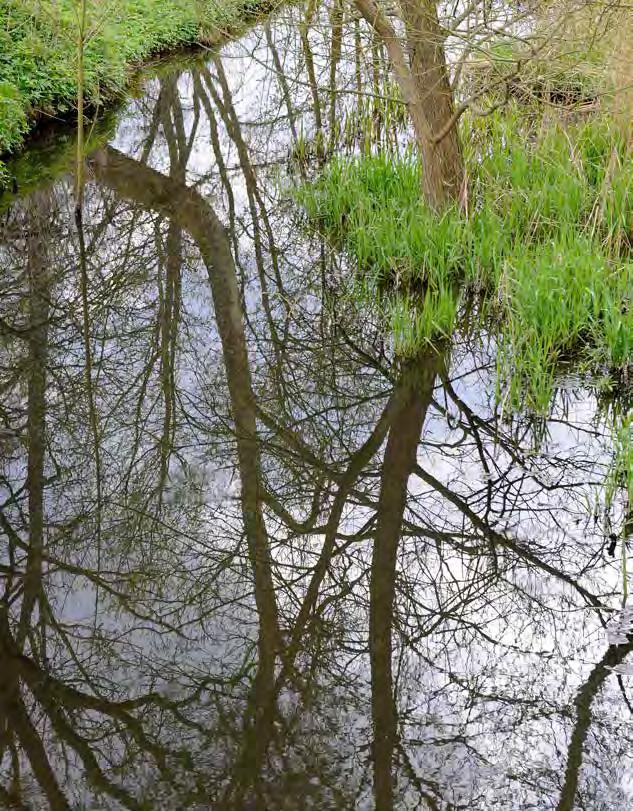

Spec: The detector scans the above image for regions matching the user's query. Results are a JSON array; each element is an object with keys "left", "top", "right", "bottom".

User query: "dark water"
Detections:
[{"left": 1, "top": 5, "right": 632, "bottom": 809}]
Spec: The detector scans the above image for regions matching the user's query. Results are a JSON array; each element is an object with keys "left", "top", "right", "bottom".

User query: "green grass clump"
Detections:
[
  {"left": 0, "top": 0, "right": 270, "bottom": 179},
  {"left": 497, "top": 239, "right": 633, "bottom": 411},
  {"left": 298, "top": 110, "right": 633, "bottom": 411}
]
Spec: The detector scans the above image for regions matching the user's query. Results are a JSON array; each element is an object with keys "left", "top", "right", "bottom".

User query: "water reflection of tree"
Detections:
[{"left": 1, "top": 9, "right": 633, "bottom": 810}]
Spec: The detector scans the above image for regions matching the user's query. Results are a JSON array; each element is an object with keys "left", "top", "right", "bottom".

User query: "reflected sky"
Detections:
[{"left": 1, "top": 4, "right": 632, "bottom": 809}]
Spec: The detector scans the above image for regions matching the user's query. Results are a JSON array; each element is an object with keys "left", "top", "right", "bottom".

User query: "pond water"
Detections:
[{"left": 1, "top": 4, "right": 632, "bottom": 809}]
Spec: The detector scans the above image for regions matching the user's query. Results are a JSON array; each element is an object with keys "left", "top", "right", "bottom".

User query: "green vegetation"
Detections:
[
  {"left": 607, "top": 414, "right": 633, "bottom": 510},
  {"left": 0, "top": 0, "right": 271, "bottom": 179},
  {"left": 298, "top": 111, "right": 633, "bottom": 411},
  {"left": 605, "top": 411, "right": 633, "bottom": 599}
]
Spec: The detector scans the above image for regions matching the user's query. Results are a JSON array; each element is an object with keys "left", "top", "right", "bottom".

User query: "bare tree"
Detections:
[{"left": 350, "top": 0, "right": 621, "bottom": 208}]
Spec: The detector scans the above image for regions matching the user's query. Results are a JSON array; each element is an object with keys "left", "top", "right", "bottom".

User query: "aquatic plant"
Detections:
[
  {"left": 298, "top": 109, "right": 633, "bottom": 411},
  {"left": 605, "top": 415, "right": 633, "bottom": 604}
]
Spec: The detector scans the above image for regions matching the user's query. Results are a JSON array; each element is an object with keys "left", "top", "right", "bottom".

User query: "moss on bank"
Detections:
[
  {"left": 0, "top": 0, "right": 274, "bottom": 181},
  {"left": 298, "top": 111, "right": 633, "bottom": 412}
]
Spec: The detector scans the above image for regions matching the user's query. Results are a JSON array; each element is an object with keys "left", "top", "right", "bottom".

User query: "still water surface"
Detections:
[{"left": 0, "top": 5, "right": 632, "bottom": 809}]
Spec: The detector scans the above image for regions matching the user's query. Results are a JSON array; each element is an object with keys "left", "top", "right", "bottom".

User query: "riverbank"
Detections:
[{"left": 0, "top": 0, "right": 276, "bottom": 182}]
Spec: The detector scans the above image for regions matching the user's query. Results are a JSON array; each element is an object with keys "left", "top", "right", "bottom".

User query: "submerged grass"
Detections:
[
  {"left": 0, "top": 0, "right": 271, "bottom": 179},
  {"left": 298, "top": 110, "right": 633, "bottom": 411}
]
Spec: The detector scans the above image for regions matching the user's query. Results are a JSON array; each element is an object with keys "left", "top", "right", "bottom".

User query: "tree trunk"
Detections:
[
  {"left": 400, "top": 0, "right": 463, "bottom": 207},
  {"left": 354, "top": 0, "right": 464, "bottom": 209}
]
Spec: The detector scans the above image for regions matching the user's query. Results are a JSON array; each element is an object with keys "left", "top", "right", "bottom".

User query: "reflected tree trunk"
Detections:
[
  {"left": 89, "top": 148, "right": 282, "bottom": 741},
  {"left": 155, "top": 75, "right": 191, "bottom": 502},
  {"left": 204, "top": 61, "right": 285, "bottom": 299},
  {"left": 200, "top": 62, "right": 289, "bottom": 412},
  {"left": 370, "top": 349, "right": 444, "bottom": 810},
  {"left": 17, "top": 194, "right": 50, "bottom": 649},
  {"left": 191, "top": 72, "right": 241, "bottom": 263},
  {"left": 1, "top": 611, "right": 70, "bottom": 809},
  {"left": 557, "top": 639, "right": 633, "bottom": 810}
]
